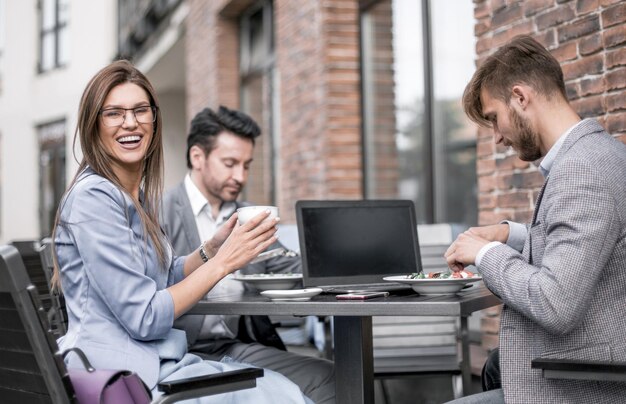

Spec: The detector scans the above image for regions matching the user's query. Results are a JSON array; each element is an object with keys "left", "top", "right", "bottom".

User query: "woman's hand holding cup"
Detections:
[{"left": 212, "top": 207, "right": 279, "bottom": 274}]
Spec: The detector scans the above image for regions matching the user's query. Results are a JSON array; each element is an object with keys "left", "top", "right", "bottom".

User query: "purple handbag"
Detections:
[{"left": 63, "top": 347, "right": 152, "bottom": 404}]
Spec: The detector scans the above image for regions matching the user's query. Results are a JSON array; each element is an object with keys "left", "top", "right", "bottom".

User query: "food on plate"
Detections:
[{"left": 408, "top": 269, "right": 477, "bottom": 279}]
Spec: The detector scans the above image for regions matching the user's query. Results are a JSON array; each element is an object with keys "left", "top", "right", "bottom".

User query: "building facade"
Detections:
[
  {"left": 0, "top": 0, "right": 117, "bottom": 242},
  {"left": 120, "top": 0, "right": 479, "bottom": 226}
]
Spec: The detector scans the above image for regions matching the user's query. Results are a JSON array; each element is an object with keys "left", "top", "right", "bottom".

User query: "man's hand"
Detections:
[{"left": 444, "top": 229, "right": 492, "bottom": 272}]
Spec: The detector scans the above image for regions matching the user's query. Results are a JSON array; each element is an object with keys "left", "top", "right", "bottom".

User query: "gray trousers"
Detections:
[
  {"left": 446, "top": 389, "right": 504, "bottom": 404},
  {"left": 191, "top": 340, "right": 335, "bottom": 404}
]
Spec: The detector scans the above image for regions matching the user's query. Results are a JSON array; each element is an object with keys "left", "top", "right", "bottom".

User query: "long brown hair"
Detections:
[{"left": 51, "top": 60, "right": 166, "bottom": 289}]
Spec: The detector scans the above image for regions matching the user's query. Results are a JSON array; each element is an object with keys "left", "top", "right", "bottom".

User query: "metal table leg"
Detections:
[
  {"left": 333, "top": 316, "right": 374, "bottom": 404},
  {"left": 459, "top": 315, "right": 471, "bottom": 396}
]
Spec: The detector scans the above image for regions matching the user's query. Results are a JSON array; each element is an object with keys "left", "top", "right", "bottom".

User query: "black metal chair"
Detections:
[
  {"left": 37, "top": 238, "right": 68, "bottom": 337},
  {"left": 0, "top": 244, "right": 263, "bottom": 403},
  {"left": 9, "top": 239, "right": 68, "bottom": 338},
  {"left": 531, "top": 357, "right": 626, "bottom": 383}
]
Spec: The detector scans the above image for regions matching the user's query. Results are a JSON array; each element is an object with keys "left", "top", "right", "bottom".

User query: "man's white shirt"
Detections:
[{"left": 184, "top": 174, "right": 242, "bottom": 339}]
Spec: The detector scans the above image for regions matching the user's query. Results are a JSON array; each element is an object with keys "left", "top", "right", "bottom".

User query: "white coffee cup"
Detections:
[{"left": 236, "top": 205, "right": 278, "bottom": 225}]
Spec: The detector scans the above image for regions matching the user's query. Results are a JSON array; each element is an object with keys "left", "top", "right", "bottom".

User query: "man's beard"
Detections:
[
  {"left": 219, "top": 182, "right": 242, "bottom": 202},
  {"left": 509, "top": 107, "right": 542, "bottom": 161}
]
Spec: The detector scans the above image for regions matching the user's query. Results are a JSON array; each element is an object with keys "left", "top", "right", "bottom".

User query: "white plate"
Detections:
[
  {"left": 233, "top": 273, "right": 303, "bottom": 291},
  {"left": 260, "top": 288, "right": 323, "bottom": 301},
  {"left": 383, "top": 275, "right": 483, "bottom": 295}
]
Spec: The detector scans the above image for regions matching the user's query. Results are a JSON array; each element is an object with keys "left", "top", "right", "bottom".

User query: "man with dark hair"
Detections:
[
  {"left": 445, "top": 36, "right": 626, "bottom": 403},
  {"left": 162, "top": 106, "right": 335, "bottom": 403}
]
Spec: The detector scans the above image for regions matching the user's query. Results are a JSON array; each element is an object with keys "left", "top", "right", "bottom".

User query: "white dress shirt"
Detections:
[{"left": 184, "top": 174, "right": 243, "bottom": 339}]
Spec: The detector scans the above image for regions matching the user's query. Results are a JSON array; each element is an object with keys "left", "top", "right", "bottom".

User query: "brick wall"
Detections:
[
  {"left": 186, "top": 0, "right": 239, "bottom": 121},
  {"left": 321, "top": 1, "right": 363, "bottom": 201},
  {"left": 473, "top": 0, "right": 626, "bottom": 359},
  {"left": 276, "top": 0, "right": 363, "bottom": 220},
  {"left": 186, "top": 0, "right": 274, "bottom": 206},
  {"left": 185, "top": 0, "right": 363, "bottom": 221},
  {"left": 275, "top": 0, "right": 328, "bottom": 215}
]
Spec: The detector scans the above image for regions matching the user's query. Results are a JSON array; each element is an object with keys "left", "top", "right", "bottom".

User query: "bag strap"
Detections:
[
  {"left": 63, "top": 348, "right": 151, "bottom": 404},
  {"left": 62, "top": 347, "right": 95, "bottom": 372}
]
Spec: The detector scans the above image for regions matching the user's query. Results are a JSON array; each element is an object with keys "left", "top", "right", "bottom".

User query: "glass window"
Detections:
[
  {"left": 239, "top": 0, "right": 275, "bottom": 206},
  {"left": 362, "top": 0, "right": 427, "bottom": 218},
  {"left": 38, "top": 120, "right": 66, "bottom": 237},
  {"left": 361, "top": 0, "right": 477, "bottom": 226},
  {"left": 39, "top": 0, "right": 70, "bottom": 72},
  {"left": 431, "top": 0, "right": 477, "bottom": 225}
]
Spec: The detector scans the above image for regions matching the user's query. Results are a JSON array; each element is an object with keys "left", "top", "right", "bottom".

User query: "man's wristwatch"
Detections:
[{"left": 199, "top": 242, "right": 210, "bottom": 263}]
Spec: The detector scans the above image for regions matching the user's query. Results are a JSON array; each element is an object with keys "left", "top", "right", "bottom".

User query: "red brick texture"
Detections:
[
  {"left": 186, "top": 0, "right": 240, "bottom": 120},
  {"left": 276, "top": 0, "right": 363, "bottom": 220},
  {"left": 473, "top": 0, "right": 626, "bottom": 356},
  {"left": 474, "top": 0, "right": 626, "bottom": 231},
  {"left": 186, "top": 0, "right": 275, "bottom": 207},
  {"left": 186, "top": 0, "right": 363, "bottom": 221}
]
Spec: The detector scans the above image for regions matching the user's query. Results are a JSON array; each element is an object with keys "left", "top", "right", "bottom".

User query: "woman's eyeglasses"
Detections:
[{"left": 100, "top": 106, "right": 157, "bottom": 127}]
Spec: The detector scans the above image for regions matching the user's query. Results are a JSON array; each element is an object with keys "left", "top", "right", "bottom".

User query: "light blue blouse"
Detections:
[
  {"left": 55, "top": 168, "right": 312, "bottom": 403},
  {"left": 56, "top": 167, "right": 185, "bottom": 388}
]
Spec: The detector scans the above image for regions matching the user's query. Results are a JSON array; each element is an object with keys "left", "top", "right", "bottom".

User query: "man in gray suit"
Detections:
[
  {"left": 161, "top": 106, "right": 335, "bottom": 403},
  {"left": 445, "top": 36, "right": 626, "bottom": 403}
]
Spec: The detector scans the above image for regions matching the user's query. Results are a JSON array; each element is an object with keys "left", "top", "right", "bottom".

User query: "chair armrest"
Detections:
[
  {"left": 154, "top": 367, "right": 263, "bottom": 403},
  {"left": 531, "top": 357, "right": 626, "bottom": 383}
]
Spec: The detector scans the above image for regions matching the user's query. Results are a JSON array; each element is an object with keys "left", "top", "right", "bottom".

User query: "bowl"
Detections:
[
  {"left": 237, "top": 205, "right": 278, "bottom": 225},
  {"left": 232, "top": 273, "right": 303, "bottom": 291}
]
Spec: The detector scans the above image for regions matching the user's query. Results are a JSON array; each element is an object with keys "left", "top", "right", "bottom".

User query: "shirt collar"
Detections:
[
  {"left": 183, "top": 174, "right": 237, "bottom": 220},
  {"left": 184, "top": 174, "right": 208, "bottom": 217},
  {"left": 538, "top": 121, "right": 581, "bottom": 178}
]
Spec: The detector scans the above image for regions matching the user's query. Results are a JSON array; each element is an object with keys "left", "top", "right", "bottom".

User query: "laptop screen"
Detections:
[{"left": 296, "top": 200, "right": 422, "bottom": 288}]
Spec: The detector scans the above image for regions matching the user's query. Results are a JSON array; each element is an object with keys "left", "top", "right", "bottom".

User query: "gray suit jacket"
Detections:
[
  {"left": 481, "top": 119, "right": 626, "bottom": 403},
  {"left": 161, "top": 181, "right": 301, "bottom": 345}
]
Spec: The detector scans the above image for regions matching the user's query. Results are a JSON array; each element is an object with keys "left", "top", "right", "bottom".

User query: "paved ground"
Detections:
[
  {"left": 374, "top": 374, "right": 483, "bottom": 404},
  {"left": 287, "top": 344, "right": 483, "bottom": 404}
]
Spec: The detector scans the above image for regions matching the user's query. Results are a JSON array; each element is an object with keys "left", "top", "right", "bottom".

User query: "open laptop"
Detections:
[{"left": 296, "top": 199, "right": 422, "bottom": 294}]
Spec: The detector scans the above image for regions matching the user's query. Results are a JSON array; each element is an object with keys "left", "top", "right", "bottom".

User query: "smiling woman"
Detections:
[
  {"left": 49, "top": 60, "right": 312, "bottom": 403},
  {"left": 98, "top": 82, "right": 156, "bottom": 191}
]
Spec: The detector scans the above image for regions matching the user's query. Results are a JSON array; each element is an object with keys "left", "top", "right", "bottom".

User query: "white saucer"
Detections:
[
  {"left": 260, "top": 288, "right": 323, "bottom": 301},
  {"left": 264, "top": 296, "right": 314, "bottom": 302}
]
